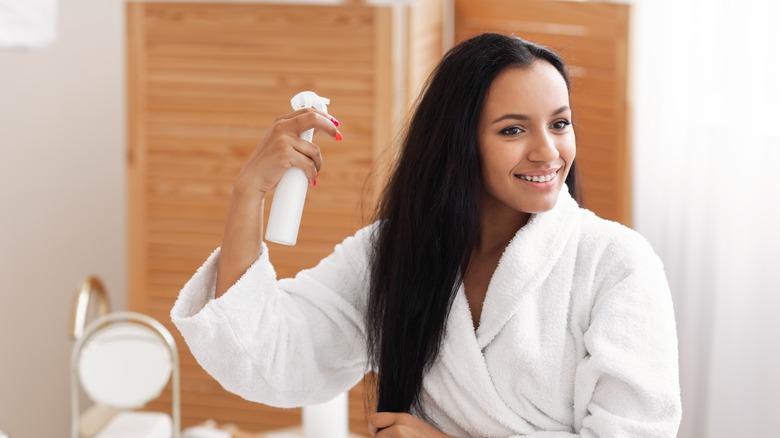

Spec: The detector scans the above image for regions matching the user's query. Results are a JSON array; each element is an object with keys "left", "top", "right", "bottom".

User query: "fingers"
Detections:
[
  {"left": 290, "top": 137, "right": 323, "bottom": 174},
  {"left": 283, "top": 140, "right": 320, "bottom": 184},
  {"left": 368, "top": 412, "right": 398, "bottom": 436},
  {"left": 236, "top": 108, "right": 341, "bottom": 194},
  {"left": 275, "top": 107, "right": 341, "bottom": 140},
  {"left": 369, "top": 413, "right": 452, "bottom": 438},
  {"left": 269, "top": 108, "right": 340, "bottom": 185}
]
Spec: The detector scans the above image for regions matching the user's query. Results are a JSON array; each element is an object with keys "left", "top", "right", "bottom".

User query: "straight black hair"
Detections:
[{"left": 366, "top": 33, "right": 578, "bottom": 416}]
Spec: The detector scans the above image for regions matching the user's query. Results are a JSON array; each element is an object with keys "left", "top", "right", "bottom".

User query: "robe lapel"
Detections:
[
  {"left": 476, "top": 190, "right": 581, "bottom": 350},
  {"left": 422, "top": 287, "right": 538, "bottom": 437},
  {"left": 421, "top": 189, "right": 583, "bottom": 436}
]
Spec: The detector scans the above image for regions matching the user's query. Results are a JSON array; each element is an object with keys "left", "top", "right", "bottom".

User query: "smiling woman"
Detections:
[{"left": 171, "top": 33, "right": 682, "bottom": 437}]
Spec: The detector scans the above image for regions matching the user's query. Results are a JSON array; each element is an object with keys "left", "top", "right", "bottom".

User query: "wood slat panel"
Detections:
[
  {"left": 455, "top": 0, "right": 631, "bottom": 225},
  {"left": 129, "top": 2, "right": 377, "bottom": 433},
  {"left": 457, "top": 0, "right": 626, "bottom": 37},
  {"left": 406, "top": 0, "right": 444, "bottom": 109},
  {"left": 128, "top": 1, "right": 443, "bottom": 434}
]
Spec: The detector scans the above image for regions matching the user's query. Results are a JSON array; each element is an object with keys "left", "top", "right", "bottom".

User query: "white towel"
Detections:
[{"left": 171, "top": 189, "right": 682, "bottom": 437}]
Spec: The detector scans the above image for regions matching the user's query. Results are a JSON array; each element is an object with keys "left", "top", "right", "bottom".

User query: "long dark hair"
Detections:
[{"left": 366, "top": 33, "right": 577, "bottom": 416}]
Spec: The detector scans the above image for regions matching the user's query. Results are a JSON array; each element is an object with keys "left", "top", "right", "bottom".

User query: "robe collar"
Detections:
[{"left": 471, "top": 187, "right": 581, "bottom": 349}]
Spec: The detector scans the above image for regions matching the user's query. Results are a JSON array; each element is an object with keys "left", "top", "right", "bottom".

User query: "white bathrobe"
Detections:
[{"left": 171, "top": 189, "right": 682, "bottom": 437}]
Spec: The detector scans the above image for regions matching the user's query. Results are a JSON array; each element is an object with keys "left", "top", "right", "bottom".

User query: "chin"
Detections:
[{"left": 521, "top": 197, "right": 559, "bottom": 214}]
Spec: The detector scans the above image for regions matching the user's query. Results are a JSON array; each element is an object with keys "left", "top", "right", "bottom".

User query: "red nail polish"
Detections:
[
  {"left": 313, "top": 179, "right": 317, "bottom": 187},
  {"left": 330, "top": 117, "right": 339, "bottom": 127},
  {"left": 335, "top": 131, "right": 343, "bottom": 141}
]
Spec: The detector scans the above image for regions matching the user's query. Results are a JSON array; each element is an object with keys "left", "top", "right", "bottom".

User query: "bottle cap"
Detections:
[{"left": 291, "top": 91, "right": 330, "bottom": 113}]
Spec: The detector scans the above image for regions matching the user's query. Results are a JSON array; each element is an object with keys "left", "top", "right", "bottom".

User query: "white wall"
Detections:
[{"left": 0, "top": 0, "right": 125, "bottom": 435}]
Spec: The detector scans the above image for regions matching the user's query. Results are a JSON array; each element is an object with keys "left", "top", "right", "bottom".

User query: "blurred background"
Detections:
[{"left": 0, "top": 0, "right": 778, "bottom": 436}]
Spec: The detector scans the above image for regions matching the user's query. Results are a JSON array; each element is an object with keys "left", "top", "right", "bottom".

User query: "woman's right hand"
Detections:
[
  {"left": 215, "top": 107, "right": 341, "bottom": 296},
  {"left": 234, "top": 107, "right": 342, "bottom": 197}
]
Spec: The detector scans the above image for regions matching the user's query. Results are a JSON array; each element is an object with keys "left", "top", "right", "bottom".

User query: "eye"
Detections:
[
  {"left": 551, "top": 119, "right": 572, "bottom": 131},
  {"left": 500, "top": 126, "right": 525, "bottom": 136}
]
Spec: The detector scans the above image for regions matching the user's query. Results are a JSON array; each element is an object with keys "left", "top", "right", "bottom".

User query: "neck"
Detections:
[{"left": 476, "top": 197, "right": 531, "bottom": 255}]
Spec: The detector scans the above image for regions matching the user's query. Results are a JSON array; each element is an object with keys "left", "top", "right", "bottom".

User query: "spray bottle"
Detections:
[{"left": 265, "top": 91, "right": 330, "bottom": 246}]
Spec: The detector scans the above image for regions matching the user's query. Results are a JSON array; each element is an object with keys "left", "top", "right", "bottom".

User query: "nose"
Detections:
[{"left": 528, "top": 130, "right": 560, "bottom": 163}]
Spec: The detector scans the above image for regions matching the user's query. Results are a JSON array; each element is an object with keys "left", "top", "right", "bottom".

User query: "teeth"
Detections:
[{"left": 517, "top": 171, "right": 557, "bottom": 182}]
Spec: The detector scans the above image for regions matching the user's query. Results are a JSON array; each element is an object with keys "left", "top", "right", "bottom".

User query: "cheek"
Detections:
[
  {"left": 555, "top": 135, "right": 576, "bottom": 179},
  {"left": 481, "top": 149, "right": 515, "bottom": 184},
  {"left": 562, "top": 134, "right": 576, "bottom": 162},
  {"left": 559, "top": 137, "right": 576, "bottom": 182},
  {"left": 479, "top": 141, "right": 507, "bottom": 178}
]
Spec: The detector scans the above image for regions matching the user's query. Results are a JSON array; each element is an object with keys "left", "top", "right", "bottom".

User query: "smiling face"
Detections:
[{"left": 477, "top": 61, "right": 575, "bottom": 224}]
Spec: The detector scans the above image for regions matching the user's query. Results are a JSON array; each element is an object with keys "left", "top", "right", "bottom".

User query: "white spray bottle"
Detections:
[{"left": 265, "top": 91, "right": 330, "bottom": 246}]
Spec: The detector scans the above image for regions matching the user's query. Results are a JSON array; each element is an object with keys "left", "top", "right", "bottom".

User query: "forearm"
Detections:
[{"left": 216, "top": 183, "right": 266, "bottom": 297}]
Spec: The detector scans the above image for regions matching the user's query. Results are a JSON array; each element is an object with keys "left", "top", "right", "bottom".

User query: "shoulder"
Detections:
[
  {"left": 577, "top": 208, "right": 665, "bottom": 277},
  {"left": 295, "top": 222, "right": 378, "bottom": 280},
  {"left": 572, "top": 210, "right": 674, "bottom": 331},
  {"left": 338, "top": 221, "right": 378, "bottom": 252},
  {"left": 326, "top": 221, "right": 379, "bottom": 271}
]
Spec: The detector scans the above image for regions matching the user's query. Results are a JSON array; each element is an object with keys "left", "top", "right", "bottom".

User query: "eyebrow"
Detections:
[{"left": 491, "top": 105, "right": 571, "bottom": 124}]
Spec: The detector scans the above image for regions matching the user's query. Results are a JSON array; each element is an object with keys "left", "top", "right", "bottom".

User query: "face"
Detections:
[{"left": 477, "top": 61, "right": 575, "bottom": 222}]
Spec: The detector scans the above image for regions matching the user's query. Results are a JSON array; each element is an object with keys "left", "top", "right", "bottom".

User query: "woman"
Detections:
[{"left": 172, "top": 33, "right": 682, "bottom": 437}]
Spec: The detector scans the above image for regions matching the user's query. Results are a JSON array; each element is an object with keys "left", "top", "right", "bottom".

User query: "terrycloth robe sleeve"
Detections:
[
  {"left": 513, "top": 232, "right": 682, "bottom": 438},
  {"left": 170, "top": 226, "right": 373, "bottom": 408},
  {"left": 573, "top": 235, "right": 681, "bottom": 437}
]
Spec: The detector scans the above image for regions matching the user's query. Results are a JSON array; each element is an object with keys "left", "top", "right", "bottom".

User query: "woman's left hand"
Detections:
[{"left": 368, "top": 412, "right": 455, "bottom": 437}]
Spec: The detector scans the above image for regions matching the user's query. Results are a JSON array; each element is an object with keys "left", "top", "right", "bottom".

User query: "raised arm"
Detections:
[
  {"left": 216, "top": 108, "right": 341, "bottom": 296},
  {"left": 171, "top": 223, "right": 375, "bottom": 407}
]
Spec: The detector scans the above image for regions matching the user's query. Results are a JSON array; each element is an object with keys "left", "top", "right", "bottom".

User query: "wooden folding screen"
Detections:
[
  {"left": 456, "top": 0, "right": 632, "bottom": 225},
  {"left": 128, "top": 0, "right": 629, "bottom": 433},
  {"left": 127, "top": 1, "right": 442, "bottom": 433}
]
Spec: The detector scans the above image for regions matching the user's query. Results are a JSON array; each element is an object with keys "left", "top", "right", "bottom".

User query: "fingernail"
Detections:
[
  {"left": 330, "top": 117, "right": 339, "bottom": 127},
  {"left": 335, "top": 131, "right": 343, "bottom": 141},
  {"left": 313, "top": 179, "right": 317, "bottom": 187}
]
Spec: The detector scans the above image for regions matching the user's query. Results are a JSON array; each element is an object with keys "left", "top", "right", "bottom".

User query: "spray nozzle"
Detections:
[{"left": 291, "top": 91, "right": 330, "bottom": 113}]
